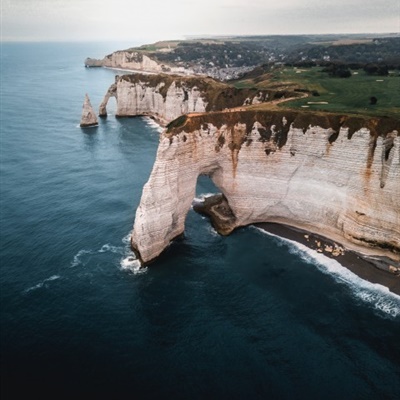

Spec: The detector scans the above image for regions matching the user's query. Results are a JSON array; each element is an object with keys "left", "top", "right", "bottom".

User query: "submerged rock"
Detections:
[{"left": 80, "top": 94, "right": 98, "bottom": 127}]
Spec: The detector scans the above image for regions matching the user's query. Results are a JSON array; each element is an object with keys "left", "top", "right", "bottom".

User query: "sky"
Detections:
[{"left": 2, "top": 0, "right": 399, "bottom": 43}]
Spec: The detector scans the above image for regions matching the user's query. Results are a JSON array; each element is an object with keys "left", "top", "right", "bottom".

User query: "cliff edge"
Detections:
[
  {"left": 131, "top": 110, "right": 399, "bottom": 265},
  {"left": 99, "top": 73, "right": 295, "bottom": 124}
]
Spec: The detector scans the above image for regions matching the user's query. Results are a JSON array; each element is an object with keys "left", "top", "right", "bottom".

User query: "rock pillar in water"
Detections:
[{"left": 80, "top": 94, "right": 98, "bottom": 127}]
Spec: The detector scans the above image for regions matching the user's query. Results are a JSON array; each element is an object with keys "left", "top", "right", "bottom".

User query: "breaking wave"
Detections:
[
  {"left": 98, "top": 243, "right": 125, "bottom": 255},
  {"left": 70, "top": 249, "right": 94, "bottom": 268},
  {"left": 253, "top": 227, "right": 400, "bottom": 318},
  {"left": 207, "top": 225, "right": 219, "bottom": 237},
  {"left": 193, "top": 192, "right": 217, "bottom": 203},
  {"left": 120, "top": 255, "right": 146, "bottom": 274},
  {"left": 119, "top": 232, "right": 146, "bottom": 274},
  {"left": 143, "top": 117, "right": 164, "bottom": 133},
  {"left": 24, "top": 275, "right": 61, "bottom": 294},
  {"left": 70, "top": 232, "right": 145, "bottom": 275}
]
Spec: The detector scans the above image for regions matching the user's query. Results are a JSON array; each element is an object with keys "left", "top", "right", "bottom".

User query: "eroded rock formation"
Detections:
[
  {"left": 99, "top": 73, "right": 285, "bottom": 124},
  {"left": 99, "top": 82, "right": 117, "bottom": 117},
  {"left": 80, "top": 94, "right": 98, "bottom": 127},
  {"left": 85, "top": 51, "right": 166, "bottom": 72},
  {"left": 131, "top": 110, "right": 400, "bottom": 264}
]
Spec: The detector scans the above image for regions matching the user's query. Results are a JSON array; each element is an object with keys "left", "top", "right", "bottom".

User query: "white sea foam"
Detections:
[
  {"left": 70, "top": 249, "right": 93, "bottom": 267},
  {"left": 122, "top": 232, "right": 132, "bottom": 245},
  {"left": 143, "top": 116, "right": 164, "bottom": 133},
  {"left": 98, "top": 243, "right": 124, "bottom": 255},
  {"left": 119, "top": 231, "right": 147, "bottom": 274},
  {"left": 253, "top": 227, "right": 400, "bottom": 318},
  {"left": 120, "top": 255, "right": 147, "bottom": 274},
  {"left": 70, "top": 232, "right": 146, "bottom": 275},
  {"left": 71, "top": 241, "right": 126, "bottom": 267},
  {"left": 208, "top": 225, "right": 219, "bottom": 237},
  {"left": 193, "top": 192, "right": 217, "bottom": 202},
  {"left": 24, "top": 275, "right": 61, "bottom": 293}
]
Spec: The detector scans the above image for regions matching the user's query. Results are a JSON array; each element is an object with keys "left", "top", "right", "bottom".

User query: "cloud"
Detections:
[{"left": 1, "top": 0, "right": 399, "bottom": 41}]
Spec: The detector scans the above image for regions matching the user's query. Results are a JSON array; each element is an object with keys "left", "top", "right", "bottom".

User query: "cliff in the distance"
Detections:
[
  {"left": 131, "top": 110, "right": 400, "bottom": 265},
  {"left": 99, "top": 73, "right": 292, "bottom": 124},
  {"left": 85, "top": 51, "right": 167, "bottom": 72},
  {"left": 85, "top": 50, "right": 192, "bottom": 75}
]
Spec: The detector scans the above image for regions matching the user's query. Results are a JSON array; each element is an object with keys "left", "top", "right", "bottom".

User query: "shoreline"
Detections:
[{"left": 255, "top": 222, "right": 400, "bottom": 296}]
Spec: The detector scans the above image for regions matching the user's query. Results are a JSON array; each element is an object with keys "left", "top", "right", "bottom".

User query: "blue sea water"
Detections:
[{"left": 1, "top": 42, "right": 399, "bottom": 399}]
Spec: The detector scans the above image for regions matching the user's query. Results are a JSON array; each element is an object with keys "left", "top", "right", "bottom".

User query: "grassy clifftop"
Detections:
[
  {"left": 119, "top": 73, "right": 300, "bottom": 112},
  {"left": 233, "top": 66, "right": 400, "bottom": 118},
  {"left": 167, "top": 109, "right": 399, "bottom": 142}
]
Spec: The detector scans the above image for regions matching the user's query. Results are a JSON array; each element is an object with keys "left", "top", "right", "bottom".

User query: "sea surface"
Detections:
[{"left": 1, "top": 43, "right": 399, "bottom": 399}]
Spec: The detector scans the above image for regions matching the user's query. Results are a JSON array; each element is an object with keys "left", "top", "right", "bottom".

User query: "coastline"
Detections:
[
  {"left": 255, "top": 222, "right": 400, "bottom": 296},
  {"left": 104, "top": 66, "right": 157, "bottom": 75}
]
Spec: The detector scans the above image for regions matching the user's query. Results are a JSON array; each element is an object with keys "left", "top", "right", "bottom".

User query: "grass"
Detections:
[{"left": 236, "top": 67, "right": 400, "bottom": 118}]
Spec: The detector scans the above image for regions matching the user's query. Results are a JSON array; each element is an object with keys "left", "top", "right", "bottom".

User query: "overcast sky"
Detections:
[{"left": 2, "top": 0, "right": 399, "bottom": 43}]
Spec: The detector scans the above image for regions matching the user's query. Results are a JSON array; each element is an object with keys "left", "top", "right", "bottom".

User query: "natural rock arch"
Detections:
[
  {"left": 131, "top": 113, "right": 400, "bottom": 264},
  {"left": 99, "top": 82, "right": 117, "bottom": 117}
]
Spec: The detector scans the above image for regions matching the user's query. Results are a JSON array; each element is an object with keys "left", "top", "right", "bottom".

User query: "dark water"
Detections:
[{"left": 1, "top": 43, "right": 399, "bottom": 399}]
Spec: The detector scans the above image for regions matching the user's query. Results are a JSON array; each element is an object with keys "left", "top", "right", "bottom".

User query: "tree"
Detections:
[
  {"left": 364, "top": 64, "right": 389, "bottom": 76},
  {"left": 370, "top": 96, "right": 378, "bottom": 105}
]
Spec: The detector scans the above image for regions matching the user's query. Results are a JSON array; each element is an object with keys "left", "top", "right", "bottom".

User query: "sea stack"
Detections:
[{"left": 80, "top": 94, "right": 98, "bottom": 127}]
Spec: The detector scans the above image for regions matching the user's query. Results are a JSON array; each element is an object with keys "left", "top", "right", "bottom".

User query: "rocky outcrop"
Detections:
[
  {"left": 99, "top": 73, "right": 287, "bottom": 124},
  {"left": 131, "top": 110, "right": 400, "bottom": 264},
  {"left": 85, "top": 51, "right": 166, "bottom": 72},
  {"left": 98, "top": 74, "right": 209, "bottom": 123},
  {"left": 99, "top": 82, "right": 117, "bottom": 117},
  {"left": 80, "top": 94, "right": 98, "bottom": 127}
]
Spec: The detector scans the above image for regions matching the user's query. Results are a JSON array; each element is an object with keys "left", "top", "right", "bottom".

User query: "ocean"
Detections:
[{"left": 1, "top": 42, "right": 399, "bottom": 399}]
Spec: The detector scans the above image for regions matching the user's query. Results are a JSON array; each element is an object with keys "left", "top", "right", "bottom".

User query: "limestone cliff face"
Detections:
[
  {"left": 115, "top": 77, "right": 207, "bottom": 123},
  {"left": 85, "top": 51, "right": 166, "bottom": 72},
  {"left": 98, "top": 74, "right": 209, "bottom": 123},
  {"left": 80, "top": 94, "right": 98, "bottom": 127},
  {"left": 131, "top": 111, "right": 400, "bottom": 264},
  {"left": 99, "top": 73, "right": 281, "bottom": 123}
]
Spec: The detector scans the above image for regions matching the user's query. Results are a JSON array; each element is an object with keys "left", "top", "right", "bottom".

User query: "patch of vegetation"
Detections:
[
  {"left": 321, "top": 64, "right": 352, "bottom": 78},
  {"left": 167, "top": 109, "right": 399, "bottom": 141},
  {"left": 281, "top": 67, "right": 400, "bottom": 118},
  {"left": 238, "top": 66, "right": 400, "bottom": 118},
  {"left": 286, "top": 37, "right": 400, "bottom": 66}
]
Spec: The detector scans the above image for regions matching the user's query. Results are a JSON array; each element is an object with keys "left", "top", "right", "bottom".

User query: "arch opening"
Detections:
[{"left": 192, "top": 173, "right": 237, "bottom": 236}]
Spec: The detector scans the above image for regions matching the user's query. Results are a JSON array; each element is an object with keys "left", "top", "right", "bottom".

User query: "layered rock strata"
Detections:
[
  {"left": 99, "top": 73, "right": 286, "bottom": 124},
  {"left": 131, "top": 110, "right": 400, "bottom": 264},
  {"left": 85, "top": 51, "right": 166, "bottom": 72},
  {"left": 80, "top": 94, "right": 98, "bottom": 127}
]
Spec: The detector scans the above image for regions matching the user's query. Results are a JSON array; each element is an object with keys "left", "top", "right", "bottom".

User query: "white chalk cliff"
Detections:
[
  {"left": 131, "top": 111, "right": 400, "bottom": 264},
  {"left": 85, "top": 51, "right": 165, "bottom": 72},
  {"left": 80, "top": 94, "right": 98, "bottom": 127},
  {"left": 115, "top": 79, "right": 207, "bottom": 123},
  {"left": 99, "top": 74, "right": 278, "bottom": 124},
  {"left": 85, "top": 50, "right": 195, "bottom": 76}
]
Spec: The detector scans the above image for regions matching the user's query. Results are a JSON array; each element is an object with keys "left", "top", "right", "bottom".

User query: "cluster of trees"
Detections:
[
  {"left": 363, "top": 64, "right": 389, "bottom": 75},
  {"left": 320, "top": 63, "right": 393, "bottom": 78},
  {"left": 321, "top": 64, "right": 352, "bottom": 78},
  {"left": 321, "top": 62, "right": 393, "bottom": 78},
  {"left": 287, "top": 37, "right": 400, "bottom": 66},
  {"left": 286, "top": 60, "right": 397, "bottom": 73}
]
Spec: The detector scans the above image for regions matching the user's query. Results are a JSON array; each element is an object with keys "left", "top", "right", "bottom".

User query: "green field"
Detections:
[{"left": 236, "top": 67, "right": 400, "bottom": 118}]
